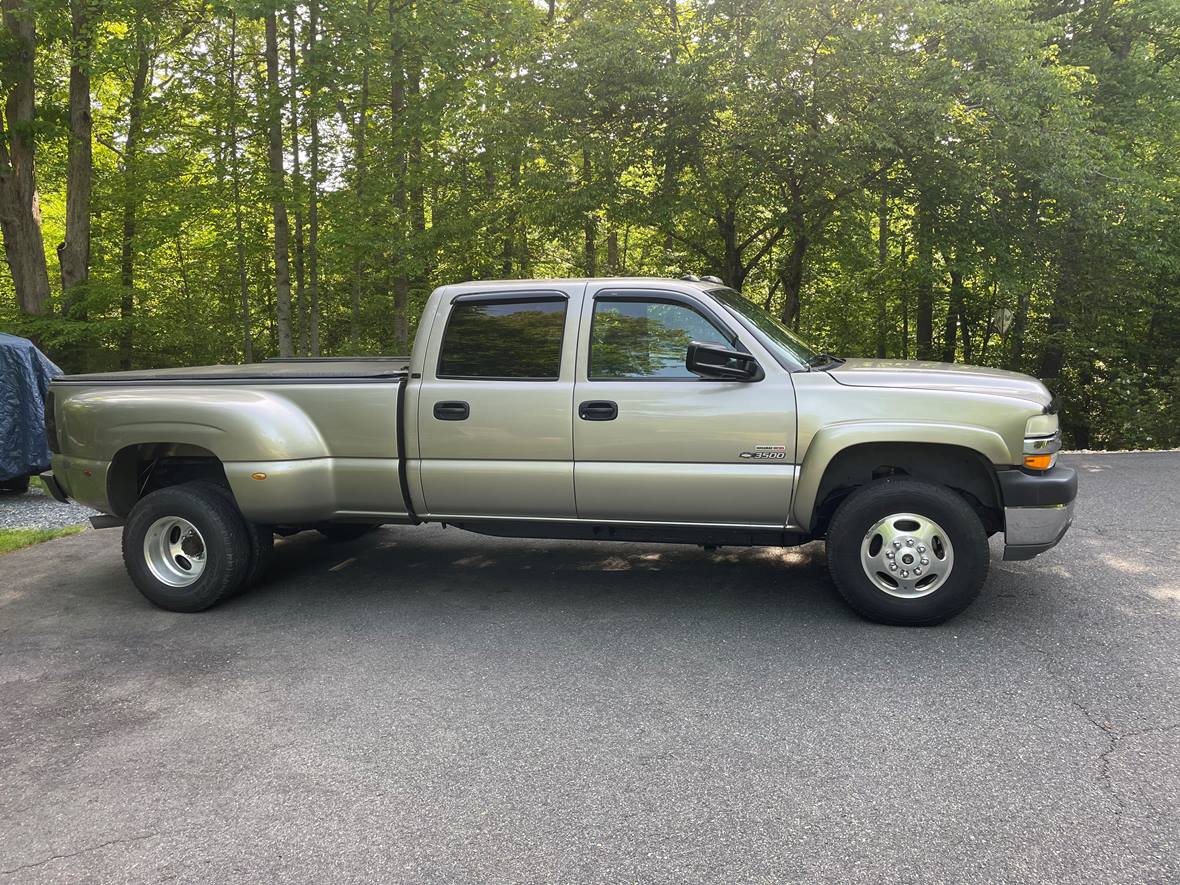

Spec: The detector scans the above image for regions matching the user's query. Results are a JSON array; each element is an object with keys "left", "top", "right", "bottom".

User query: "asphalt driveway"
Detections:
[{"left": 1, "top": 453, "right": 1177, "bottom": 883}]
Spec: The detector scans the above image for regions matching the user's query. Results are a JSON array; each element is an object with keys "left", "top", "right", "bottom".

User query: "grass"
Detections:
[{"left": 0, "top": 525, "right": 86, "bottom": 555}]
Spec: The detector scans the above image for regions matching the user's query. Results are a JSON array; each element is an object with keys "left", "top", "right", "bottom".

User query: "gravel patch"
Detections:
[{"left": 0, "top": 482, "right": 96, "bottom": 530}]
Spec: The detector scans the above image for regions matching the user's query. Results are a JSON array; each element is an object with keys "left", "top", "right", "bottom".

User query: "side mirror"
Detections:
[{"left": 686, "top": 341, "right": 764, "bottom": 382}]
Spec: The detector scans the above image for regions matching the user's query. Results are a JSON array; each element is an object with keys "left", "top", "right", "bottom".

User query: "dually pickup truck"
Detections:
[{"left": 42, "top": 277, "right": 1077, "bottom": 625}]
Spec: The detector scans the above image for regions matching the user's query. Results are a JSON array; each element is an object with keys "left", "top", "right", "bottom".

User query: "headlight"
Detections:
[{"left": 1023, "top": 430, "right": 1061, "bottom": 471}]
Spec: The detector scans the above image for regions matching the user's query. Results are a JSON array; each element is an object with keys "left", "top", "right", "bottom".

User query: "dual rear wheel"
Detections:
[
  {"left": 122, "top": 482, "right": 381, "bottom": 612},
  {"left": 123, "top": 483, "right": 256, "bottom": 613}
]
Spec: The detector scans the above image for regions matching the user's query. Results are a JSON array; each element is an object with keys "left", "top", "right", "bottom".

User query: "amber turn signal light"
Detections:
[{"left": 1023, "top": 454, "right": 1053, "bottom": 471}]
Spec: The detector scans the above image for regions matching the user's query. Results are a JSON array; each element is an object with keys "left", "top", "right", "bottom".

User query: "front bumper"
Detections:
[{"left": 997, "top": 465, "right": 1078, "bottom": 561}]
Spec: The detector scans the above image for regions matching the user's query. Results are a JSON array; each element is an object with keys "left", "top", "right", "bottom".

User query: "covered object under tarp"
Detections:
[{"left": 0, "top": 333, "right": 61, "bottom": 482}]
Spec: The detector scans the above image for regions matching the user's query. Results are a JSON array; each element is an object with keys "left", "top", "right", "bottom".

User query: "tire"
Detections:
[
  {"left": 825, "top": 478, "right": 989, "bottom": 626},
  {"left": 317, "top": 523, "right": 379, "bottom": 542},
  {"left": 0, "top": 474, "right": 30, "bottom": 493},
  {"left": 238, "top": 519, "right": 275, "bottom": 589},
  {"left": 122, "top": 482, "right": 251, "bottom": 612},
  {"left": 196, "top": 482, "right": 274, "bottom": 590}
]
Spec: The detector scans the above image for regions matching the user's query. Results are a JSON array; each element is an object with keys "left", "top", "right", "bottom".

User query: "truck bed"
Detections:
[{"left": 57, "top": 357, "right": 411, "bottom": 383}]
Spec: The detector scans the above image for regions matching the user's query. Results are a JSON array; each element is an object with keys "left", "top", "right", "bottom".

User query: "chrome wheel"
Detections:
[
  {"left": 859, "top": 512, "right": 954, "bottom": 598},
  {"left": 143, "top": 516, "right": 207, "bottom": 588}
]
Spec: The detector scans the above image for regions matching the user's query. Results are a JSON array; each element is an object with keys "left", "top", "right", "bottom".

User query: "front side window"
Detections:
[
  {"left": 438, "top": 297, "right": 566, "bottom": 379},
  {"left": 590, "top": 298, "right": 729, "bottom": 379}
]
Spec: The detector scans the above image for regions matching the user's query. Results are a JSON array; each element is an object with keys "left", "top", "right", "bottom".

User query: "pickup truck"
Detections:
[{"left": 42, "top": 277, "right": 1077, "bottom": 625}]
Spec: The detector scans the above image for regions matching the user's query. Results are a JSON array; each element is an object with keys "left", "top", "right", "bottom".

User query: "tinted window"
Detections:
[
  {"left": 438, "top": 297, "right": 566, "bottom": 379},
  {"left": 590, "top": 298, "right": 728, "bottom": 379}
]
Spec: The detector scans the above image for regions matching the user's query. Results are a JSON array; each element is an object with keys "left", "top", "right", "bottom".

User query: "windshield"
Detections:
[{"left": 708, "top": 288, "right": 820, "bottom": 369}]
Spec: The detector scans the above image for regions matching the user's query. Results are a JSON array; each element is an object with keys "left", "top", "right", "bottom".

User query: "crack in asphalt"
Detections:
[
  {"left": 1070, "top": 702, "right": 1180, "bottom": 816},
  {"left": 1, "top": 832, "right": 158, "bottom": 877},
  {"left": 991, "top": 627, "right": 1180, "bottom": 819}
]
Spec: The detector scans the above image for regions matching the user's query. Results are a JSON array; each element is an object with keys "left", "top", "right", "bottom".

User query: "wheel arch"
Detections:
[
  {"left": 794, "top": 426, "right": 1007, "bottom": 536},
  {"left": 107, "top": 442, "right": 234, "bottom": 518}
]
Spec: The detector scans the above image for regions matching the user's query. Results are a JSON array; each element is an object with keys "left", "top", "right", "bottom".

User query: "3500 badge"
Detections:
[{"left": 739, "top": 445, "right": 787, "bottom": 460}]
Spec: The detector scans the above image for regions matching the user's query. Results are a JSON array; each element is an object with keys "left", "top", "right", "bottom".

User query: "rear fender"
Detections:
[{"left": 58, "top": 387, "right": 330, "bottom": 462}]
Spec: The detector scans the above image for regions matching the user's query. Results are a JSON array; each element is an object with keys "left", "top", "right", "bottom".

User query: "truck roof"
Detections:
[{"left": 442, "top": 276, "right": 723, "bottom": 293}]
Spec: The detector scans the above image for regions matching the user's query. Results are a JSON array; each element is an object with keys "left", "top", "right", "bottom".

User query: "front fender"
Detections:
[{"left": 791, "top": 421, "right": 1011, "bottom": 529}]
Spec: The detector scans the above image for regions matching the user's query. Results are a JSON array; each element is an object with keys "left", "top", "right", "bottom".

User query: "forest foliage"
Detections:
[{"left": 0, "top": 0, "right": 1178, "bottom": 448}]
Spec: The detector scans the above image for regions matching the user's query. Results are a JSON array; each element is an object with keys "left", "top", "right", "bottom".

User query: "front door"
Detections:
[
  {"left": 572, "top": 285, "right": 797, "bottom": 527},
  {"left": 416, "top": 284, "right": 583, "bottom": 519}
]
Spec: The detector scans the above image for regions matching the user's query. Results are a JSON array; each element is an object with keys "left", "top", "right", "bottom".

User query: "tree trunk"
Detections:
[
  {"left": 582, "top": 147, "right": 596, "bottom": 275},
  {"left": 119, "top": 29, "right": 151, "bottom": 369},
  {"left": 265, "top": 8, "right": 295, "bottom": 357},
  {"left": 389, "top": 3, "right": 408, "bottom": 351},
  {"left": 407, "top": 57, "right": 427, "bottom": 294},
  {"left": 287, "top": 2, "right": 307, "bottom": 355},
  {"left": 779, "top": 230, "right": 809, "bottom": 327},
  {"left": 720, "top": 207, "right": 741, "bottom": 290},
  {"left": 0, "top": 0, "right": 51, "bottom": 317},
  {"left": 942, "top": 269, "right": 962, "bottom": 363},
  {"left": 59, "top": 0, "right": 96, "bottom": 323},
  {"left": 1038, "top": 222, "right": 1080, "bottom": 382},
  {"left": 1006, "top": 186, "right": 1039, "bottom": 371},
  {"left": 607, "top": 230, "right": 619, "bottom": 275},
  {"left": 914, "top": 192, "right": 935, "bottom": 360},
  {"left": 228, "top": 14, "right": 252, "bottom": 361},
  {"left": 960, "top": 286, "right": 973, "bottom": 363},
  {"left": 348, "top": 0, "right": 374, "bottom": 350},
  {"left": 658, "top": 0, "right": 681, "bottom": 258},
  {"left": 501, "top": 150, "right": 519, "bottom": 277},
  {"left": 875, "top": 183, "right": 888, "bottom": 357},
  {"left": 899, "top": 235, "right": 909, "bottom": 359},
  {"left": 306, "top": 0, "right": 320, "bottom": 356}
]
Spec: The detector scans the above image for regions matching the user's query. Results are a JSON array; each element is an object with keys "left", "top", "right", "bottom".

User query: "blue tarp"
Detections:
[{"left": 0, "top": 333, "right": 61, "bottom": 481}]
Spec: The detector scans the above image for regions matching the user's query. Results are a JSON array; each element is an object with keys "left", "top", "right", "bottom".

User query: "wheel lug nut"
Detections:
[
  {"left": 917, "top": 545, "right": 926, "bottom": 554},
  {"left": 892, "top": 540, "right": 902, "bottom": 549},
  {"left": 920, "top": 556, "right": 929, "bottom": 566},
  {"left": 913, "top": 567, "right": 922, "bottom": 576},
  {"left": 889, "top": 562, "right": 898, "bottom": 571},
  {"left": 886, "top": 552, "right": 894, "bottom": 559},
  {"left": 906, "top": 538, "right": 915, "bottom": 547},
  {"left": 900, "top": 569, "right": 909, "bottom": 578}
]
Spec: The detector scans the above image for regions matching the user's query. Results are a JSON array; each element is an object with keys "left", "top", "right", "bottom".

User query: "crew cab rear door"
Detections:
[
  {"left": 414, "top": 283, "right": 585, "bottom": 519},
  {"left": 572, "top": 284, "right": 797, "bottom": 527}
]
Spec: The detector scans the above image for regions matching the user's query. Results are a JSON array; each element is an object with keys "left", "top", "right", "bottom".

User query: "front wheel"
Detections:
[
  {"left": 122, "top": 483, "right": 251, "bottom": 612},
  {"left": 826, "top": 478, "right": 989, "bottom": 626}
]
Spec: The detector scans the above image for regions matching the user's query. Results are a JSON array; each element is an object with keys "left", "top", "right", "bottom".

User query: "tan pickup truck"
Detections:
[{"left": 43, "top": 277, "right": 1076, "bottom": 625}]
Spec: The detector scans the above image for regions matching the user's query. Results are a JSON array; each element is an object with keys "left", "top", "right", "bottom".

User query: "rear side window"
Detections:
[
  {"left": 437, "top": 297, "right": 566, "bottom": 379},
  {"left": 590, "top": 298, "right": 728, "bottom": 379}
]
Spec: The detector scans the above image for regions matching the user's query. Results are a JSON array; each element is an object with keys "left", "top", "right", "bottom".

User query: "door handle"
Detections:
[
  {"left": 578, "top": 400, "right": 618, "bottom": 421},
  {"left": 433, "top": 400, "right": 470, "bottom": 421}
]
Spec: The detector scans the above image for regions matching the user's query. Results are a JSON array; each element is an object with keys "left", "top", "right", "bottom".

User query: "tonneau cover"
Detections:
[{"left": 56, "top": 357, "right": 410, "bottom": 383}]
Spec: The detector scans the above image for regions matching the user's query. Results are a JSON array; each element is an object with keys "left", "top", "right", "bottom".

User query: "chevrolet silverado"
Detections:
[{"left": 42, "top": 277, "right": 1077, "bottom": 625}]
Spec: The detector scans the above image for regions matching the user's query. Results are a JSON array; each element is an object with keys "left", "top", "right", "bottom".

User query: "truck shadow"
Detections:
[{"left": 244, "top": 524, "right": 854, "bottom": 623}]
